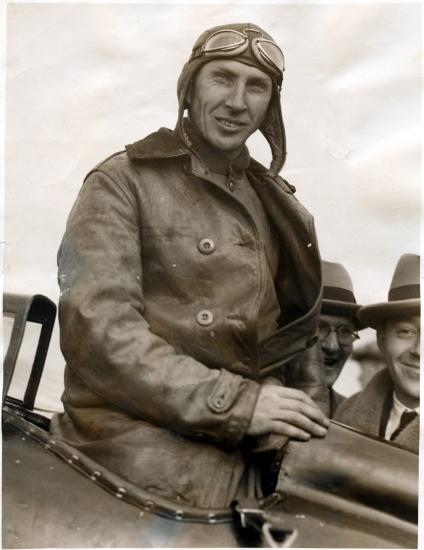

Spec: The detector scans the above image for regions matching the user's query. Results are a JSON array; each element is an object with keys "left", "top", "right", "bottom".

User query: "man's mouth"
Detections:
[
  {"left": 216, "top": 117, "right": 246, "bottom": 130},
  {"left": 324, "top": 356, "right": 339, "bottom": 368}
]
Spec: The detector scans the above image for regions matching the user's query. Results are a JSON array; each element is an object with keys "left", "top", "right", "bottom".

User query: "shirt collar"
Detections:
[{"left": 392, "top": 391, "right": 420, "bottom": 414}]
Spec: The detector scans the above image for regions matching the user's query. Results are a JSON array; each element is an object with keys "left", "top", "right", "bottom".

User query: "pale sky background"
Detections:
[{"left": 3, "top": 2, "right": 421, "bottom": 410}]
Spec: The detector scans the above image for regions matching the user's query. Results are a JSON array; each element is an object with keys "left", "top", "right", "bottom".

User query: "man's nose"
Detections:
[
  {"left": 410, "top": 334, "right": 420, "bottom": 357},
  {"left": 321, "top": 330, "right": 340, "bottom": 353},
  {"left": 225, "top": 82, "right": 247, "bottom": 112}
]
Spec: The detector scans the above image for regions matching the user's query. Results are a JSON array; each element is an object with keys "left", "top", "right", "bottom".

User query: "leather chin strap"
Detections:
[{"left": 259, "top": 84, "right": 286, "bottom": 175}]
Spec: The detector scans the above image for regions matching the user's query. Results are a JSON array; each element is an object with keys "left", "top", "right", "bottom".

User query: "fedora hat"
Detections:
[
  {"left": 321, "top": 261, "right": 364, "bottom": 330},
  {"left": 358, "top": 253, "right": 420, "bottom": 329}
]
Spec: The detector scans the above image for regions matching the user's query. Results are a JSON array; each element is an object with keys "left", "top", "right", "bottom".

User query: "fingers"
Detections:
[
  {"left": 275, "top": 397, "right": 330, "bottom": 428},
  {"left": 262, "top": 385, "right": 330, "bottom": 427},
  {"left": 268, "top": 420, "right": 313, "bottom": 441},
  {"left": 271, "top": 408, "right": 328, "bottom": 437}
]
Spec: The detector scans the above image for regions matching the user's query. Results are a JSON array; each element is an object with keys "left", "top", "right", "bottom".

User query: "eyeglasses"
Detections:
[
  {"left": 318, "top": 322, "right": 360, "bottom": 345},
  {"left": 191, "top": 29, "right": 285, "bottom": 83}
]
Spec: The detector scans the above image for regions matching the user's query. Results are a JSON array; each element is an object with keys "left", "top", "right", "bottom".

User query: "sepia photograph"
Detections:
[{"left": 2, "top": 1, "right": 421, "bottom": 548}]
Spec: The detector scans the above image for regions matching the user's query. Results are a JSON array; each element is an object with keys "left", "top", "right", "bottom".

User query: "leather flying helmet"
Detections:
[{"left": 176, "top": 23, "right": 287, "bottom": 175}]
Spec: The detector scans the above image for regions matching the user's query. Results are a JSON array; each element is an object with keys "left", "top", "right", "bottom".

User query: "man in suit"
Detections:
[
  {"left": 335, "top": 254, "right": 420, "bottom": 453},
  {"left": 319, "top": 261, "right": 363, "bottom": 415}
]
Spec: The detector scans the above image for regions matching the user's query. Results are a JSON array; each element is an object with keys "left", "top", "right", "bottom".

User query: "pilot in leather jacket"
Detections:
[{"left": 51, "top": 22, "right": 328, "bottom": 508}]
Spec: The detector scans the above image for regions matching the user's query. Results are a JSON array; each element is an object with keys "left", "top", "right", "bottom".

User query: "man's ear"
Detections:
[{"left": 376, "top": 326, "right": 385, "bottom": 354}]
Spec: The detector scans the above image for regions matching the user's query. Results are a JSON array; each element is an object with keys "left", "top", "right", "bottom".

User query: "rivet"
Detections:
[
  {"left": 50, "top": 440, "right": 56, "bottom": 445},
  {"left": 116, "top": 492, "right": 123, "bottom": 499},
  {"left": 307, "top": 243, "right": 312, "bottom": 248},
  {"left": 21, "top": 437, "right": 26, "bottom": 441},
  {"left": 90, "top": 470, "right": 101, "bottom": 481},
  {"left": 175, "top": 510, "right": 184, "bottom": 520},
  {"left": 67, "top": 458, "right": 73, "bottom": 464},
  {"left": 71, "top": 454, "right": 79, "bottom": 461},
  {"left": 208, "top": 513, "right": 217, "bottom": 523},
  {"left": 145, "top": 500, "right": 154, "bottom": 511},
  {"left": 44, "top": 444, "right": 51, "bottom": 450},
  {"left": 117, "top": 487, "right": 126, "bottom": 494},
  {"left": 139, "top": 511, "right": 144, "bottom": 518}
]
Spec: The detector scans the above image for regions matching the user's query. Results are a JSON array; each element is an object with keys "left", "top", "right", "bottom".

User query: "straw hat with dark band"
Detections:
[
  {"left": 358, "top": 253, "right": 420, "bottom": 329},
  {"left": 321, "top": 261, "right": 364, "bottom": 330}
]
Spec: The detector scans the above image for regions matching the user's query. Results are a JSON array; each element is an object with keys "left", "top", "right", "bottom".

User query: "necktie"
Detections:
[{"left": 390, "top": 410, "right": 418, "bottom": 441}]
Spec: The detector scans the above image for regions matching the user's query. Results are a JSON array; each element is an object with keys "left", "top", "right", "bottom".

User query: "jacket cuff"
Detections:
[{"left": 219, "top": 376, "right": 261, "bottom": 448}]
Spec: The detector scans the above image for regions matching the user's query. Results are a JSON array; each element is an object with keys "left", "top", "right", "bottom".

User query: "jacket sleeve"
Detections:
[{"left": 58, "top": 168, "right": 260, "bottom": 448}]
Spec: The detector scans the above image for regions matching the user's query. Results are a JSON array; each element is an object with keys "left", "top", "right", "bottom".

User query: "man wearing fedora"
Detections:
[
  {"left": 335, "top": 254, "right": 420, "bottom": 453},
  {"left": 319, "top": 261, "right": 363, "bottom": 416}
]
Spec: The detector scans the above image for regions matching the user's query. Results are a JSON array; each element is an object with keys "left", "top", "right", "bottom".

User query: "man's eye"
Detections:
[
  {"left": 248, "top": 82, "right": 268, "bottom": 93},
  {"left": 338, "top": 328, "right": 352, "bottom": 337},
  {"left": 396, "top": 328, "right": 417, "bottom": 338},
  {"left": 213, "top": 74, "right": 232, "bottom": 85}
]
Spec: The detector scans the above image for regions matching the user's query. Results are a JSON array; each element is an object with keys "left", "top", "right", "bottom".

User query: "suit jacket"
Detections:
[
  {"left": 334, "top": 368, "right": 419, "bottom": 453},
  {"left": 329, "top": 387, "right": 345, "bottom": 418}
]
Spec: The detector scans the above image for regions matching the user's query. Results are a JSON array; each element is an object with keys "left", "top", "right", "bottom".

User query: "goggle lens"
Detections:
[
  {"left": 195, "top": 29, "right": 284, "bottom": 82},
  {"left": 203, "top": 30, "right": 247, "bottom": 53},
  {"left": 254, "top": 39, "right": 285, "bottom": 74}
]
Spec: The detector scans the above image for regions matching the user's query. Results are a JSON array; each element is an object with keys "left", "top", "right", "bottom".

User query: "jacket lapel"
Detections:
[{"left": 247, "top": 164, "right": 321, "bottom": 321}]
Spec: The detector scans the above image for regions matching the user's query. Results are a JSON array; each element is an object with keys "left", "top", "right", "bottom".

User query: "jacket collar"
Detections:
[
  {"left": 125, "top": 128, "right": 190, "bottom": 160},
  {"left": 125, "top": 126, "right": 271, "bottom": 178}
]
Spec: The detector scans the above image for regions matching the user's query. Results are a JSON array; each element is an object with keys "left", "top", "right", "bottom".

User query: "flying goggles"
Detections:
[{"left": 191, "top": 28, "right": 285, "bottom": 85}]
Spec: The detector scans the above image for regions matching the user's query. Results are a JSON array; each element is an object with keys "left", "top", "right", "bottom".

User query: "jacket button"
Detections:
[
  {"left": 198, "top": 238, "right": 215, "bottom": 255},
  {"left": 196, "top": 310, "right": 214, "bottom": 326},
  {"left": 214, "top": 397, "right": 225, "bottom": 409}
]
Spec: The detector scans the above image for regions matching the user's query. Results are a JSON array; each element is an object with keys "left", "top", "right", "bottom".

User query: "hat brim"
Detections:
[
  {"left": 321, "top": 299, "right": 365, "bottom": 330},
  {"left": 358, "top": 299, "right": 420, "bottom": 329}
]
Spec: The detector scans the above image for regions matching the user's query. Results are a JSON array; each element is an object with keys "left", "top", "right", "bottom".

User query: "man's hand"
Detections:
[{"left": 247, "top": 385, "right": 329, "bottom": 440}]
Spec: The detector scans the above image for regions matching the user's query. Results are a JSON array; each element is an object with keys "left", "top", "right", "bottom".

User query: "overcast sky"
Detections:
[{"left": 4, "top": 2, "right": 421, "bottom": 409}]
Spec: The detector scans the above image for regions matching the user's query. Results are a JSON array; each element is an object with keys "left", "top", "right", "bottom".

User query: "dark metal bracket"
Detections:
[
  {"left": 235, "top": 498, "right": 298, "bottom": 548},
  {"left": 3, "top": 293, "right": 57, "bottom": 410}
]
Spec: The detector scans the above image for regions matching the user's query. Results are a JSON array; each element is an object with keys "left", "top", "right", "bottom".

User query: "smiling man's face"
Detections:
[
  {"left": 188, "top": 59, "right": 272, "bottom": 159},
  {"left": 377, "top": 315, "right": 420, "bottom": 409},
  {"left": 319, "top": 313, "right": 355, "bottom": 388}
]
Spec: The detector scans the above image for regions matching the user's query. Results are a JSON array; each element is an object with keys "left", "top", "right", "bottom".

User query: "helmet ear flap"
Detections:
[
  {"left": 260, "top": 86, "right": 286, "bottom": 175},
  {"left": 185, "top": 81, "right": 193, "bottom": 107}
]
